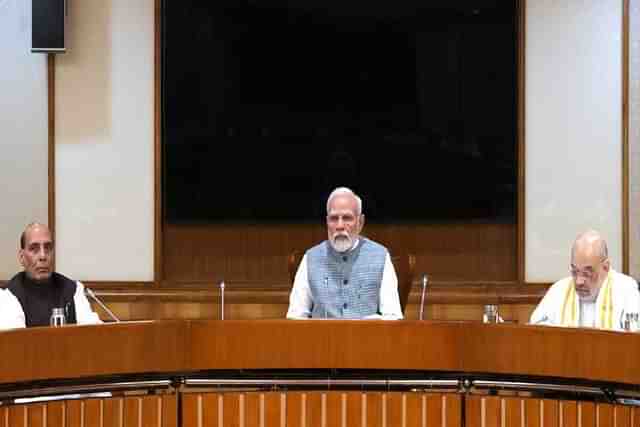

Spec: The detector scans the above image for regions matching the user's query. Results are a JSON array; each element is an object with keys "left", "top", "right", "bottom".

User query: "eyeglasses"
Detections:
[{"left": 569, "top": 259, "right": 607, "bottom": 280}]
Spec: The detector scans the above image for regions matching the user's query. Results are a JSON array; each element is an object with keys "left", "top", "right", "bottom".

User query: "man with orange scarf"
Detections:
[{"left": 530, "top": 230, "right": 640, "bottom": 330}]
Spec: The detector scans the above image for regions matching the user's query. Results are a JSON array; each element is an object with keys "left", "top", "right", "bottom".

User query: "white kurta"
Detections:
[
  {"left": 0, "top": 281, "right": 103, "bottom": 330},
  {"left": 529, "top": 270, "right": 640, "bottom": 330}
]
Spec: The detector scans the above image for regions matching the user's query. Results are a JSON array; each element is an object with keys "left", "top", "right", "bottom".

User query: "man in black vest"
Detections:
[{"left": 4, "top": 223, "right": 102, "bottom": 328}]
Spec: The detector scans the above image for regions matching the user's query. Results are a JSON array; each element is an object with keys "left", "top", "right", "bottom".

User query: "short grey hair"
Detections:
[
  {"left": 571, "top": 229, "right": 608, "bottom": 260},
  {"left": 20, "top": 222, "right": 50, "bottom": 249},
  {"left": 326, "top": 187, "right": 362, "bottom": 216}
]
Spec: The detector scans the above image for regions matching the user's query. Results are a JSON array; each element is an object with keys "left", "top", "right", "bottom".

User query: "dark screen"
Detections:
[
  {"left": 162, "top": 0, "right": 517, "bottom": 223},
  {"left": 32, "top": 0, "right": 65, "bottom": 52}
]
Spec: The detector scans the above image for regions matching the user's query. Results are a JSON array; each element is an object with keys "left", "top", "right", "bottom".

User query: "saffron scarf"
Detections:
[{"left": 560, "top": 271, "right": 613, "bottom": 328}]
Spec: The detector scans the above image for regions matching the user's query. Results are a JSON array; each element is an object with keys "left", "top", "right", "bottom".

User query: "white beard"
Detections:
[{"left": 330, "top": 235, "right": 353, "bottom": 253}]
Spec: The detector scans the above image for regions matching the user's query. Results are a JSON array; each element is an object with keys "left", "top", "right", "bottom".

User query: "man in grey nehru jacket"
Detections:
[{"left": 286, "top": 187, "right": 403, "bottom": 319}]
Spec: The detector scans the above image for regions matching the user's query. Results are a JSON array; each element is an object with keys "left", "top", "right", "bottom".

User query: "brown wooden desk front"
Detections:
[{"left": 0, "top": 320, "right": 638, "bottom": 427}]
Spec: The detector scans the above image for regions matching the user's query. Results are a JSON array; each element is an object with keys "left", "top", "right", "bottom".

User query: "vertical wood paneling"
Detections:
[
  {"left": 405, "top": 393, "right": 422, "bottom": 427},
  {"left": 306, "top": 393, "right": 323, "bottom": 427},
  {"left": 386, "top": 393, "right": 403, "bottom": 427},
  {"left": 115, "top": 391, "right": 640, "bottom": 427},
  {"left": 263, "top": 392, "right": 282, "bottom": 427},
  {"left": 326, "top": 392, "right": 342, "bottom": 427},
  {"left": 560, "top": 401, "right": 577, "bottom": 427},
  {"left": 597, "top": 404, "right": 614, "bottom": 427},
  {"left": 164, "top": 223, "right": 517, "bottom": 284},
  {"left": 245, "top": 393, "right": 260, "bottom": 427},
  {"left": 614, "top": 405, "right": 630, "bottom": 427},
  {"left": 8, "top": 394, "right": 640, "bottom": 427},
  {"left": 365, "top": 393, "right": 383, "bottom": 427},
  {"left": 346, "top": 392, "right": 364, "bottom": 427},
  {"left": 84, "top": 400, "right": 102, "bottom": 427},
  {"left": 9, "top": 405, "right": 26, "bottom": 427},
  {"left": 202, "top": 394, "right": 219, "bottom": 427},
  {"left": 504, "top": 398, "right": 523, "bottom": 427},
  {"left": 541, "top": 400, "right": 558, "bottom": 427},
  {"left": 27, "top": 404, "right": 44, "bottom": 427},
  {"left": 66, "top": 400, "right": 83, "bottom": 427},
  {"left": 285, "top": 392, "right": 304, "bottom": 427},
  {"left": 579, "top": 402, "right": 595, "bottom": 427},
  {"left": 484, "top": 397, "right": 501, "bottom": 427},
  {"left": 182, "top": 395, "right": 200, "bottom": 427},
  {"left": 103, "top": 398, "right": 123, "bottom": 427},
  {"left": 125, "top": 397, "right": 141, "bottom": 427},
  {"left": 141, "top": 396, "right": 160, "bottom": 427},
  {"left": 162, "top": 395, "right": 178, "bottom": 427},
  {"left": 632, "top": 406, "right": 640, "bottom": 427},
  {"left": 525, "top": 399, "right": 541, "bottom": 427},
  {"left": 222, "top": 393, "right": 241, "bottom": 427},
  {"left": 445, "top": 394, "right": 461, "bottom": 427},
  {"left": 0, "top": 407, "right": 6, "bottom": 427},
  {"left": 426, "top": 394, "right": 443, "bottom": 427},
  {"left": 465, "top": 396, "right": 482, "bottom": 427}
]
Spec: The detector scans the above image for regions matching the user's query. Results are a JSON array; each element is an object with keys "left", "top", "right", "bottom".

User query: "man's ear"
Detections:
[
  {"left": 602, "top": 258, "right": 611, "bottom": 272},
  {"left": 17, "top": 250, "right": 25, "bottom": 268},
  {"left": 358, "top": 214, "right": 365, "bottom": 233}
]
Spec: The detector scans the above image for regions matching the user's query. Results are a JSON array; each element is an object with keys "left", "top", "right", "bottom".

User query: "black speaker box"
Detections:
[{"left": 32, "top": 0, "right": 66, "bottom": 53}]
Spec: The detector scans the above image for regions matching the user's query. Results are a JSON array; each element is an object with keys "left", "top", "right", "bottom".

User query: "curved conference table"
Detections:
[{"left": 1, "top": 320, "right": 639, "bottom": 427}]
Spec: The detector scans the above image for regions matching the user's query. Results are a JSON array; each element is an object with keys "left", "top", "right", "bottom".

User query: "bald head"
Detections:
[
  {"left": 571, "top": 230, "right": 608, "bottom": 261},
  {"left": 570, "top": 230, "right": 610, "bottom": 301}
]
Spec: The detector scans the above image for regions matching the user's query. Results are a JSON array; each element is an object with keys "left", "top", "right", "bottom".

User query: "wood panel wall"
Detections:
[
  {"left": 0, "top": 222, "right": 530, "bottom": 322},
  {"left": 163, "top": 222, "right": 517, "bottom": 285},
  {"left": 0, "top": 395, "right": 176, "bottom": 427},
  {"left": 87, "top": 221, "right": 535, "bottom": 323},
  {"left": 466, "top": 396, "right": 639, "bottom": 427},
  {"left": 3, "top": 393, "right": 638, "bottom": 427},
  {"left": 95, "top": 300, "right": 538, "bottom": 324},
  {"left": 182, "top": 391, "right": 461, "bottom": 427}
]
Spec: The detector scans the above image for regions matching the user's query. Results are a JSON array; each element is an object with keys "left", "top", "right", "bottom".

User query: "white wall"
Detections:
[
  {"left": 1, "top": 0, "right": 628, "bottom": 284},
  {"left": 525, "top": 0, "right": 623, "bottom": 282},
  {"left": 54, "top": 0, "right": 154, "bottom": 281},
  {"left": 630, "top": 0, "right": 640, "bottom": 279},
  {"left": 0, "top": 0, "right": 49, "bottom": 279}
]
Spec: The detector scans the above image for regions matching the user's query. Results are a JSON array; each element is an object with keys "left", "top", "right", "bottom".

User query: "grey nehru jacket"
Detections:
[{"left": 306, "top": 238, "right": 387, "bottom": 318}]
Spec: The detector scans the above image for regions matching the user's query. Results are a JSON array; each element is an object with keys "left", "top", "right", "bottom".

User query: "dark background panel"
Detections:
[{"left": 162, "top": 0, "right": 517, "bottom": 223}]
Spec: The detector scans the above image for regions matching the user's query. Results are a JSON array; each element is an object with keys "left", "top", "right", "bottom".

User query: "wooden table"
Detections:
[{"left": 1, "top": 320, "right": 638, "bottom": 426}]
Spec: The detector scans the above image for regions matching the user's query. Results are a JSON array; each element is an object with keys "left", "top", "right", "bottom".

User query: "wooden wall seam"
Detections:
[
  {"left": 47, "top": 53, "right": 56, "bottom": 272},
  {"left": 517, "top": 0, "right": 527, "bottom": 284},
  {"left": 154, "top": 0, "right": 163, "bottom": 285},
  {"left": 622, "top": 0, "right": 630, "bottom": 274}
]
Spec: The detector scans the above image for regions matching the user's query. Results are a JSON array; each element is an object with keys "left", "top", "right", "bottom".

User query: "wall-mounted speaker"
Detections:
[{"left": 32, "top": 0, "right": 66, "bottom": 53}]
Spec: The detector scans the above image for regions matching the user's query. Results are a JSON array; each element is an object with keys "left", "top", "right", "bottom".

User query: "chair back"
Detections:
[{"left": 392, "top": 253, "right": 416, "bottom": 313}]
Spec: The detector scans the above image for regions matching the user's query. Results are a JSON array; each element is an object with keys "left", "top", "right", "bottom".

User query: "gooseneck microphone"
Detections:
[
  {"left": 324, "top": 276, "right": 329, "bottom": 319},
  {"left": 85, "top": 288, "right": 120, "bottom": 322},
  {"left": 220, "top": 281, "right": 225, "bottom": 320},
  {"left": 419, "top": 274, "right": 428, "bottom": 321}
]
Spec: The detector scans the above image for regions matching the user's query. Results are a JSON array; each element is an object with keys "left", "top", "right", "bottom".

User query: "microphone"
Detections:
[
  {"left": 419, "top": 274, "right": 428, "bottom": 321},
  {"left": 85, "top": 288, "right": 120, "bottom": 322},
  {"left": 324, "top": 276, "right": 329, "bottom": 319},
  {"left": 220, "top": 280, "right": 225, "bottom": 320},
  {"left": 530, "top": 314, "right": 550, "bottom": 325}
]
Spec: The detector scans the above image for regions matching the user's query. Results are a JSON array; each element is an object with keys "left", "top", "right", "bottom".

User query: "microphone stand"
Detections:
[
  {"left": 419, "top": 274, "right": 428, "bottom": 321},
  {"left": 85, "top": 288, "right": 120, "bottom": 322},
  {"left": 220, "top": 280, "right": 225, "bottom": 320}
]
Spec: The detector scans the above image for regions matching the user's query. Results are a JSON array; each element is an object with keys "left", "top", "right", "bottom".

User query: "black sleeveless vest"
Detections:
[{"left": 7, "top": 272, "right": 78, "bottom": 327}]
